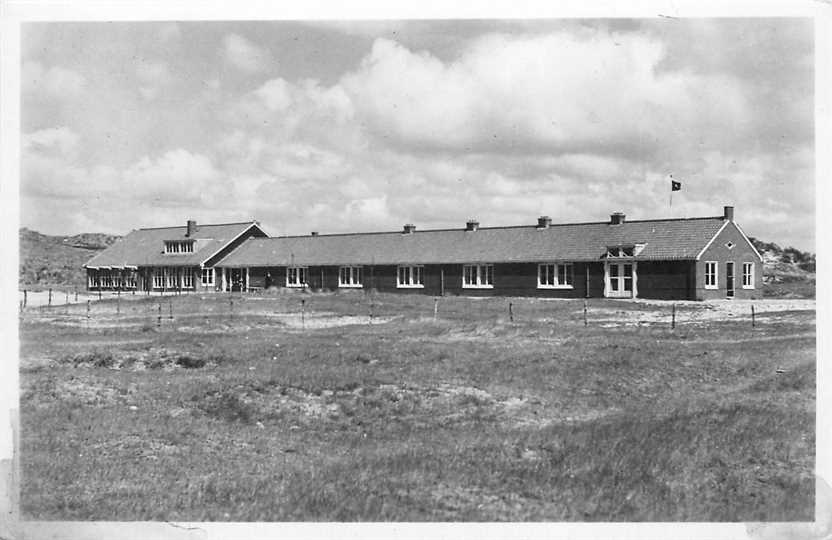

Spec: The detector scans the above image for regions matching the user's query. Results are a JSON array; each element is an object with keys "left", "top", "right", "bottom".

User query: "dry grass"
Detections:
[{"left": 19, "top": 292, "right": 815, "bottom": 521}]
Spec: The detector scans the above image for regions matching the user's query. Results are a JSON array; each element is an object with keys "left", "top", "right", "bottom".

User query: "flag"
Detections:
[{"left": 671, "top": 178, "right": 682, "bottom": 191}]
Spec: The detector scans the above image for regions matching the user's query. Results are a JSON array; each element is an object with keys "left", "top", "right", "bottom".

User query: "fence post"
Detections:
[
  {"left": 301, "top": 299, "right": 306, "bottom": 330},
  {"left": 98, "top": 289, "right": 102, "bottom": 300},
  {"left": 583, "top": 299, "right": 588, "bottom": 327},
  {"left": 87, "top": 299, "right": 91, "bottom": 320},
  {"left": 368, "top": 299, "right": 373, "bottom": 325},
  {"left": 117, "top": 290, "right": 121, "bottom": 314},
  {"left": 229, "top": 297, "right": 233, "bottom": 320},
  {"left": 48, "top": 288, "right": 52, "bottom": 308},
  {"left": 23, "top": 290, "right": 27, "bottom": 308},
  {"left": 75, "top": 289, "right": 78, "bottom": 302},
  {"left": 169, "top": 299, "right": 173, "bottom": 321},
  {"left": 751, "top": 304, "right": 755, "bottom": 328},
  {"left": 157, "top": 303, "right": 162, "bottom": 328},
  {"left": 509, "top": 302, "right": 514, "bottom": 323},
  {"left": 434, "top": 297, "right": 439, "bottom": 322},
  {"left": 671, "top": 304, "right": 676, "bottom": 330},
  {"left": 65, "top": 291, "right": 69, "bottom": 315}
]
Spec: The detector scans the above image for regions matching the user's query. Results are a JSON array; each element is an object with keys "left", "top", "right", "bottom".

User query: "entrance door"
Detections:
[
  {"left": 229, "top": 269, "right": 243, "bottom": 292},
  {"left": 606, "top": 262, "right": 634, "bottom": 298},
  {"left": 726, "top": 262, "right": 735, "bottom": 298}
]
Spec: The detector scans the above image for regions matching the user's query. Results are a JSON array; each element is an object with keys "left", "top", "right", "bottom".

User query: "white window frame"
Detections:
[
  {"left": 704, "top": 261, "right": 718, "bottom": 289},
  {"left": 537, "top": 263, "right": 574, "bottom": 289},
  {"left": 339, "top": 266, "right": 363, "bottom": 288},
  {"left": 397, "top": 265, "right": 424, "bottom": 288},
  {"left": 286, "top": 266, "right": 308, "bottom": 288},
  {"left": 462, "top": 264, "right": 494, "bottom": 289},
  {"left": 166, "top": 267, "right": 178, "bottom": 289},
  {"left": 742, "top": 262, "right": 755, "bottom": 289},
  {"left": 164, "top": 240, "right": 195, "bottom": 254},
  {"left": 125, "top": 270, "right": 136, "bottom": 289},
  {"left": 182, "top": 268, "right": 194, "bottom": 289},
  {"left": 153, "top": 268, "right": 164, "bottom": 288},
  {"left": 201, "top": 267, "right": 214, "bottom": 286}
]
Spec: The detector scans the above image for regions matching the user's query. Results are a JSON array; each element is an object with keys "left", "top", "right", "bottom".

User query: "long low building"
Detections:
[
  {"left": 83, "top": 205, "right": 764, "bottom": 301},
  {"left": 212, "top": 206, "right": 762, "bottom": 300}
]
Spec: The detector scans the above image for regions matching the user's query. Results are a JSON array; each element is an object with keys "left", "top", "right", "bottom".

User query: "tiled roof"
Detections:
[
  {"left": 215, "top": 216, "right": 728, "bottom": 267},
  {"left": 84, "top": 222, "right": 261, "bottom": 268}
]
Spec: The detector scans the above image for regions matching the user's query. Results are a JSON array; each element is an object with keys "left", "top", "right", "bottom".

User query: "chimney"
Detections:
[
  {"left": 537, "top": 216, "right": 552, "bottom": 229},
  {"left": 465, "top": 219, "right": 479, "bottom": 232},
  {"left": 402, "top": 223, "right": 416, "bottom": 234},
  {"left": 723, "top": 206, "right": 734, "bottom": 221},
  {"left": 610, "top": 212, "right": 625, "bottom": 225},
  {"left": 311, "top": 231, "right": 319, "bottom": 237},
  {"left": 186, "top": 219, "right": 197, "bottom": 237}
]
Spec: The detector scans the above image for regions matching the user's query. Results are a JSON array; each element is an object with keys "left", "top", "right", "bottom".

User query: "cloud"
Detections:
[
  {"left": 222, "top": 33, "right": 271, "bottom": 73},
  {"left": 136, "top": 60, "right": 173, "bottom": 100},
  {"left": 22, "top": 61, "right": 87, "bottom": 99},
  {"left": 23, "top": 127, "right": 80, "bottom": 158},
  {"left": 253, "top": 78, "right": 292, "bottom": 112},
  {"left": 340, "top": 35, "right": 748, "bottom": 159},
  {"left": 122, "top": 149, "right": 221, "bottom": 203}
]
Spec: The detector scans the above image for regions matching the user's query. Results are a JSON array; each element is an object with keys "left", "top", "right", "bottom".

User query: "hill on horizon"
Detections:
[
  {"left": 18, "top": 228, "right": 816, "bottom": 297},
  {"left": 19, "top": 228, "right": 120, "bottom": 290}
]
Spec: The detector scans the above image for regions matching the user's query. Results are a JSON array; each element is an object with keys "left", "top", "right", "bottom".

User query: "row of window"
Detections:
[
  {"left": 151, "top": 267, "right": 195, "bottom": 289},
  {"left": 164, "top": 240, "right": 195, "bottom": 254},
  {"left": 704, "top": 261, "right": 755, "bottom": 289},
  {"left": 88, "top": 270, "right": 137, "bottom": 289},
  {"left": 282, "top": 263, "right": 574, "bottom": 289}
]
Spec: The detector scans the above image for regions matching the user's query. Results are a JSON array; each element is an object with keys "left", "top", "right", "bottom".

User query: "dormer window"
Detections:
[
  {"left": 605, "top": 244, "right": 646, "bottom": 258},
  {"left": 164, "top": 240, "right": 195, "bottom": 254},
  {"left": 606, "top": 246, "right": 634, "bottom": 258}
]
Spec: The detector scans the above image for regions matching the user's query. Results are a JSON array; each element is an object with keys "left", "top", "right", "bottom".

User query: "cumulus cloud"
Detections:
[
  {"left": 222, "top": 33, "right": 271, "bottom": 73},
  {"left": 340, "top": 35, "right": 748, "bottom": 159},
  {"left": 122, "top": 149, "right": 221, "bottom": 203},
  {"left": 19, "top": 22, "right": 814, "bottom": 251},
  {"left": 22, "top": 61, "right": 87, "bottom": 99}
]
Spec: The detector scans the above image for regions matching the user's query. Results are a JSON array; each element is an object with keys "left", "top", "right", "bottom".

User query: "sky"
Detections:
[{"left": 20, "top": 18, "right": 815, "bottom": 251}]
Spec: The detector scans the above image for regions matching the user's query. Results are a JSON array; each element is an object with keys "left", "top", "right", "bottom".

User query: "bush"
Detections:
[{"left": 176, "top": 355, "right": 206, "bottom": 369}]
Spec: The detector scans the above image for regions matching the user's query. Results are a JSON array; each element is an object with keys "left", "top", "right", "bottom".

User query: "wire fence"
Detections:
[{"left": 18, "top": 287, "right": 797, "bottom": 334}]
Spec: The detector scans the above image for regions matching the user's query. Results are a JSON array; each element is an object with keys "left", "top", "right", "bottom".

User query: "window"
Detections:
[
  {"left": 287, "top": 266, "right": 308, "bottom": 287},
  {"left": 397, "top": 265, "right": 424, "bottom": 288},
  {"left": 166, "top": 267, "right": 177, "bottom": 289},
  {"left": 153, "top": 268, "right": 164, "bottom": 288},
  {"left": 339, "top": 266, "right": 363, "bottom": 288},
  {"left": 463, "top": 264, "right": 494, "bottom": 288},
  {"left": 742, "top": 262, "right": 755, "bottom": 289},
  {"left": 182, "top": 268, "right": 194, "bottom": 289},
  {"left": 705, "top": 261, "right": 718, "bottom": 289},
  {"left": 538, "top": 263, "right": 574, "bottom": 288},
  {"left": 201, "top": 267, "right": 214, "bottom": 286},
  {"left": 164, "top": 240, "right": 195, "bottom": 254},
  {"left": 606, "top": 246, "right": 634, "bottom": 258},
  {"left": 125, "top": 271, "right": 136, "bottom": 289}
]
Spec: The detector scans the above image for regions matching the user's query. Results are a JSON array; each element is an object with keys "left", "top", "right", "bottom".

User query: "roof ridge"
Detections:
[
  {"left": 268, "top": 216, "right": 725, "bottom": 238},
  {"left": 137, "top": 221, "right": 256, "bottom": 231}
]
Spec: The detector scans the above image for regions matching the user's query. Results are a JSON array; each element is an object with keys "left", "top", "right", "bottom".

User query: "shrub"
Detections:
[{"left": 176, "top": 356, "right": 206, "bottom": 369}]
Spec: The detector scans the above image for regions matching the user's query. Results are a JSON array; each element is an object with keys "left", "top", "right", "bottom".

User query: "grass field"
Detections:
[{"left": 18, "top": 291, "right": 815, "bottom": 521}]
